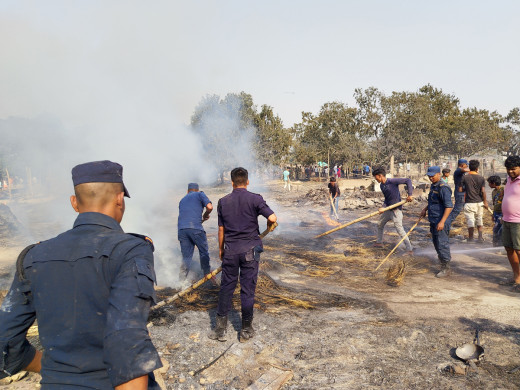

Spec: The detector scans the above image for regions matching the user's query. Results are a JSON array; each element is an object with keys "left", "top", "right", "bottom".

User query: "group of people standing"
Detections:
[
  {"left": 177, "top": 168, "right": 277, "bottom": 342},
  {"left": 327, "top": 156, "right": 520, "bottom": 284},
  {"left": 0, "top": 162, "right": 277, "bottom": 388}
]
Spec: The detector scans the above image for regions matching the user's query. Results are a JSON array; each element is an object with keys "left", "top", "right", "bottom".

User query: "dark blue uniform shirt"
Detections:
[
  {"left": 217, "top": 188, "right": 274, "bottom": 255},
  {"left": 380, "top": 177, "right": 413, "bottom": 209},
  {"left": 428, "top": 181, "right": 453, "bottom": 224},
  {"left": 178, "top": 191, "right": 211, "bottom": 231},
  {"left": 0, "top": 212, "right": 161, "bottom": 388},
  {"left": 453, "top": 168, "right": 465, "bottom": 194}
]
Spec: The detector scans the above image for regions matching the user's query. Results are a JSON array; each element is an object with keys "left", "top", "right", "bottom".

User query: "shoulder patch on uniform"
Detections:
[{"left": 128, "top": 233, "right": 155, "bottom": 251}]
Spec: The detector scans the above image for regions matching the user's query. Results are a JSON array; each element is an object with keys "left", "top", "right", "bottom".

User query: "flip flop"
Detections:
[{"left": 499, "top": 278, "right": 517, "bottom": 286}]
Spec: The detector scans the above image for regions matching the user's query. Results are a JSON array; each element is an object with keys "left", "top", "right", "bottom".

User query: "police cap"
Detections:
[
  {"left": 72, "top": 160, "right": 130, "bottom": 197},
  {"left": 458, "top": 158, "right": 468, "bottom": 165},
  {"left": 426, "top": 166, "right": 441, "bottom": 176}
]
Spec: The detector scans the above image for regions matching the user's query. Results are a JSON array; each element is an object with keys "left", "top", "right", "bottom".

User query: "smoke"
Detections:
[{"left": 0, "top": 3, "right": 275, "bottom": 288}]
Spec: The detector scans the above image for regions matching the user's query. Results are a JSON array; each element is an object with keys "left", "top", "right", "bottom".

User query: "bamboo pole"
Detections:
[
  {"left": 152, "top": 222, "right": 278, "bottom": 310},
  {"left": 329, "top": 193, "right": 339, "bottom": 221},
  {"left": 315, "top": 200, "right": 407, "bottom": 238},
  {"left": 374, "top": 215, "right": 424, "bottom": 271}
]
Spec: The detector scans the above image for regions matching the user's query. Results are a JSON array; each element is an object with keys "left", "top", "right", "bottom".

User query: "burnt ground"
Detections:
[{"left": 1, "top": 178, "right": 520, "bottom": 389}]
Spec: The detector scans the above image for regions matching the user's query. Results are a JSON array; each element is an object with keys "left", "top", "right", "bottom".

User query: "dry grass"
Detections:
[
  {"left": 386, "top": 259, "right": 407, "bottom": 287},
  {"left": 301, "top": 265, "right": 335, "bottom": 278}
]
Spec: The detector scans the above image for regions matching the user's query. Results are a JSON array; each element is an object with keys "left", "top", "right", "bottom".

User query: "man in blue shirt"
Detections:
[
  {"left": 178, "top": 183, "right": 214, "bottom": 282},
  {"left": 372, "top": 167, "right": 414, "bottom": 252},
  {"left": 0, "top": 160, "right": 162, "bottom": 388},
  {"left": 447, "top": 158, "right": 469, "bottom": 226},
  {"left": 209, "top": 167, "right": 276, "bottom": 343},
  {"left": 421, "top": 166, "right": 454, "bottom": 278}
]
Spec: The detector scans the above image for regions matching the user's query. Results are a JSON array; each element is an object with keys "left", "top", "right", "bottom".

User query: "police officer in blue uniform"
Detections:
[
  {"left": 208, "top": 167, "right": 277, "bottom": 343},
  {"left": 421, "top": 166, "right": 454, "bottom": 278},
  {"left": 0, "top": 160, "right": 162, "bottom": 389},
  {"left": 447, "top": 158, "right": 469, "bottom": 226}
]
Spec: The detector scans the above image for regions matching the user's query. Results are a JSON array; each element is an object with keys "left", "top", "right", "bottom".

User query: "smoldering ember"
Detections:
[{"left": 1, "top": 159, "right": 520, "bottom": 389}]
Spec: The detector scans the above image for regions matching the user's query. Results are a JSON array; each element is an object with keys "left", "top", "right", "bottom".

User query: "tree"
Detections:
[
  {"left": 451, "top": 108, "right": 507, "bottom": 158},
  {"left": 380, "top": 91, "right": 440, "bottom": 164},
  {"left": 502, "top": 107, "right": 520, "bottom": 156},
  {"left": 254, "top": 105, "right": 292, "bottom": 166}
]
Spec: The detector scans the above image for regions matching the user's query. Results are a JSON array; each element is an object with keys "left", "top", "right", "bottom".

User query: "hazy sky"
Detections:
[{"left": 1, "top": 0, "right": 518, "bottom": 128}]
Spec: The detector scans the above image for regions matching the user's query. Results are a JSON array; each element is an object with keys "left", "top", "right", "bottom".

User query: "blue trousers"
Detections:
[
  {"left": 216, "top": 247, "right": 261, "bottom": 321},
  {"left": 447, "top": 193, "right": 464, "bottom": 225},
  {"left": 493, "top": 212, "right": 503, "bottom": 246},
  {"left": 430, "top": 223, "right": 451, "bottom": 263},
  {"left": 330, "top": 197, "right": 339, "bottom": 216},
  {"left": 178, "top": 228, "right": 210, "bottom": 275}
]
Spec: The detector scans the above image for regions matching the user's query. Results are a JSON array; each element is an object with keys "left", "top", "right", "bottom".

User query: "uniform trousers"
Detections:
[
  {"left": 447, "top": 193, "right": 464, "bottom": 225},
  {"left": 178, "top": 228, "right": 210, "bottom": 275},
  {"left": 216, "top": 247, "right": 260, "bottom": 321},
  {"left": 330, "top": 197, "right": 339, "bottom": 216},
  {"left": 430, "top": 223, "right": 451, "bottom": 263}
]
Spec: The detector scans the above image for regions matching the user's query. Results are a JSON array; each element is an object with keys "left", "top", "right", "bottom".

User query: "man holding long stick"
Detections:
[
  {"left": 421, "top": 166, "right": 453, "bottom": 278},
  {"left": 372, "top": 167, "right": 413, "bottom": 253}
]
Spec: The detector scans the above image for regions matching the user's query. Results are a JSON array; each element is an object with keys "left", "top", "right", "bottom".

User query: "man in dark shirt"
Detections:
[
  {"left": 328, "top": 176, "right": 340, "bottom": 217},
  {"left": 0, "top": 161, "right": 162, "bottom": 388},
  {"left": 447, "top": 158, "right": 469, "bottom": 226},
  {"left": 459, "top": 160, "right": 488, "bottom": 242},
  {"left": 177, "top": 182, "right": 215, "bottom": 283},
  {"left": 209, "top": 167, "right": 276, "bottom": 343},
  {"left": 421, "top": 166, "right": 454, "bottom": 277},
  {"left": 372, "top": 167, "right": 414, "bottom": 252}
]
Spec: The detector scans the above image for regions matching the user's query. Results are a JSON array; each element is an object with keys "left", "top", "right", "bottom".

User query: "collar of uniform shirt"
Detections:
[{"left": 73, "top": 211, "right": 124, "bottom": 231}]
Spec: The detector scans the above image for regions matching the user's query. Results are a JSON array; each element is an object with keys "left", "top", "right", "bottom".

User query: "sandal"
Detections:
[
  {"left": 511, "top": 284, "right": 520, "bottom": 292},
  {"left": 499, "top": 278, "right": 517, "bottom": 286}
]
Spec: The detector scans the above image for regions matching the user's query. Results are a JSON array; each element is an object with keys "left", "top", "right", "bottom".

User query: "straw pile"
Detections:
[{"left": 386, "top": 259, "right": 407, "bottom": 287}]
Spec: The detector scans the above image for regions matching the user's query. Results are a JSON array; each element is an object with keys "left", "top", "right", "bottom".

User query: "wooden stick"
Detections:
[
  {"left": 374, "top": 215, "right": 424, "bottom": 271},
  {"left": 329, "top": 193, "right": 339, "bottom": 221},
  {"left": 315, "top": 200, "right": 407, "bottom": 238},
  {"left": 192, "top": 343, "right": 234, "bottom": 376},
  {"left": 152, "top": 222, "right": 278, "bottom": 310}
]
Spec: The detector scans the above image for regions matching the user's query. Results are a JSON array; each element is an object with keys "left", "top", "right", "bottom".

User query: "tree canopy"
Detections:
[{"left": 189, "top": 86, "right": 518, "bottom": 174}]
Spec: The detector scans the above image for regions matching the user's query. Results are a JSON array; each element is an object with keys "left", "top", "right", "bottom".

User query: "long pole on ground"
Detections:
[
  {"left": 152, "top": 222, "right": 279, "bottom": 311},
  {"left": 374, "top": 215, "right": 424, "bottom": 271},
  {"left": 315, "top": 200, "right": 407, "bottom": 238}
]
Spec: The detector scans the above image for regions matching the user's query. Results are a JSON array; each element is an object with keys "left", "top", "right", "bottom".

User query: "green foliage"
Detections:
[
  {"left": 255, "top": 105, "right": 292, "bottom": 166},
  {"left": 191, "top": 87, "right": 516, "bottom": 176}
]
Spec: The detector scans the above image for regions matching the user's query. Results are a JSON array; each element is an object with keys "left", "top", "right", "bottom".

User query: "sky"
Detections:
[{"left": 1, "top": 0, "right": 518, "bottom": 129}]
